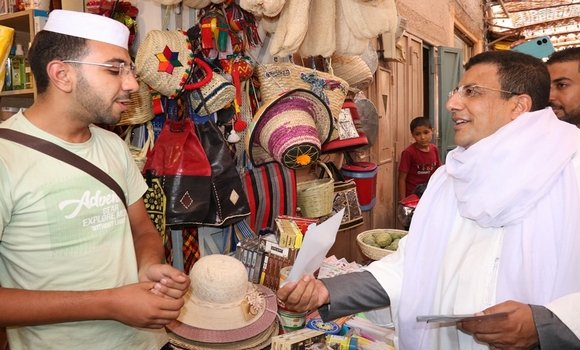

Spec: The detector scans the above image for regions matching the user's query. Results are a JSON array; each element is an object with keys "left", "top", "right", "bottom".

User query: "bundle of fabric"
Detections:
[
  {"left": 268, "top": 0, "right": 312, "bottom": 58},
  {"left": 239, "top": 0, "right": 286, "bottom": 17},
  {"left": 166, "top": 254, "right": 279, "bottom": 350},
  {"left": 297, "top": 0, "right": 335, "bottom": 58}
]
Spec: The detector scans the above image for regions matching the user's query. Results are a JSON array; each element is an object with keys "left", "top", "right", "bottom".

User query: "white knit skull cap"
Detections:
[{"left": 43, "top": 10, "right": 129, "bottom": 50}]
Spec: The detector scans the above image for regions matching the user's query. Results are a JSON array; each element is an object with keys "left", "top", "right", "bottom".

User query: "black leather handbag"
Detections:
[{"left": 194, "top": 116, "right": 251, "bottom": 227}]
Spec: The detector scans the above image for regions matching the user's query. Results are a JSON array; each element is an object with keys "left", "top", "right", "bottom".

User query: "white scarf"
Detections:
[{"left": 397, "top": 109, "right": 580, "bottom": 349}]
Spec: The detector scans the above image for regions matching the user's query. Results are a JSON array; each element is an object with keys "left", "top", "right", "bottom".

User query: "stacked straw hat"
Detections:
[
  {"left": 330, "top": 54, "right": 374, "bottom": 92},
  {"left": 245, "top": 89, "right": 333, "bottom": 169},
  {"left": 135, "top": 30, "right": 194, "bottom": 99},
  {"left": 166, "top": 254, "right": 278, "bottom": 350}
]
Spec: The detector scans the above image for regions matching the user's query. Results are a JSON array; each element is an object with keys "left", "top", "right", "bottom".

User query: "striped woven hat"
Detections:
[
  {"left": 245, "top": 89, "right": 332, "bottom": 169},
  {"left": 135, "top": 30, "right": 193, "bottom": 99}
]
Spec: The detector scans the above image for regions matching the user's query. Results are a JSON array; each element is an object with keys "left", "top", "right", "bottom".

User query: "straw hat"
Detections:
[
  {"left": 245, "top": 89, "right": 332, "bottom": 169},
  {"left": 166, "top": 255, "right": 278, "bottom": 343},
  {"left": 135, "top": 30, "right": 193, "bottom": 99},
  {"left": 331, "top": 54, "right": 373, "bottom": 92}
]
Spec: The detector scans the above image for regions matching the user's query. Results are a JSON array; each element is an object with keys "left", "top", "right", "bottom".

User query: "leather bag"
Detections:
[
  {"left": 143, "top": 116, "right": 212, "bottom": 228},
  {"left": 193, "top": 115, "right": 251, "bottom": 227}
]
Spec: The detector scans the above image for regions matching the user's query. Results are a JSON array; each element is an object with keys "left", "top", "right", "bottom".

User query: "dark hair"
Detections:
[
  {"left": 410, "top": 116, "right": 432, "bottom": 133},
  {"left": 546, "top": 47, "right": 580, "bottom": 65},
  {"left": 28, "top": 31, "right": 89, "bottom": 94},
  {"left": 464, "top": 50, "right": 550, "bottom": 111}
]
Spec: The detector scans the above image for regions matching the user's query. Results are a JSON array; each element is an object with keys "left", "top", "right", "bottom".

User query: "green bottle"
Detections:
[{"left": 11, "top": 44, "right": 25, "bottom": 90}]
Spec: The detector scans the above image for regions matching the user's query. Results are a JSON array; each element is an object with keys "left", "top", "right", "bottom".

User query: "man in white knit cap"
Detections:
[{"left": 0, "top": 10, "right": 190, "bottom": 350}]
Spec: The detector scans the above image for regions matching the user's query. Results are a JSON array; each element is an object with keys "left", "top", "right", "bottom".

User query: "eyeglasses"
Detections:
[
  {"left": 62, "top": 60, "right": 138, "bottom": 79},
  {"left": 448, "top": 84, "right": 518, "bottom": 99}
]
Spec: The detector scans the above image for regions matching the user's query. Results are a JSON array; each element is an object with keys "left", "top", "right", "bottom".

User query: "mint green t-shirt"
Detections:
[{"left": 0, "top": 112, "right": 167, "bottom": 350}]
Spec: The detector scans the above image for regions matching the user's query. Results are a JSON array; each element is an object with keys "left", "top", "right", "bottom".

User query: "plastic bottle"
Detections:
[
  {"left": 4, "top": 46, "right": 15, "bottom": 91},
  {"left": 11, "top": 43, "right": 25, "bottom": 90},
  {"left": 24, "top": 42, "right": 32, "bottom": 89}
]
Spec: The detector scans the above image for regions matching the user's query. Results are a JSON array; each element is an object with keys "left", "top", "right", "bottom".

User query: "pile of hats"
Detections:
[{"left": 166, "top": 254, "right": 279, "bottom": 349}]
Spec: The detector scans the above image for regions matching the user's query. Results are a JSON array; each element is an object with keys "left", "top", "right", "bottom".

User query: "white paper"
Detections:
[
  {"left": 416, "top": 312, "right": 508, "bottom": 323},
  {"left": 283, "top": 209, "right": 345, "bottom": 285}
]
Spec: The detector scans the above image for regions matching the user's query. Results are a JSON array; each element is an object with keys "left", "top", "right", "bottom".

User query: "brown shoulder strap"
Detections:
[{"left": 0, "top": 129, "right": 128, "bottom": 209}]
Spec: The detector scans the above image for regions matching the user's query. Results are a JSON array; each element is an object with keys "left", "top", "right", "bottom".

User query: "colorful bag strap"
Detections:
[{"left": 0, "top": 129, "right": 127, "bottom": 209}]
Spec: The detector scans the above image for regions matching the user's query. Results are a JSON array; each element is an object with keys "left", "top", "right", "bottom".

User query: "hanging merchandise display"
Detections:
[{"left": 245, "top": 88, "right": 332, "bottom": 169}]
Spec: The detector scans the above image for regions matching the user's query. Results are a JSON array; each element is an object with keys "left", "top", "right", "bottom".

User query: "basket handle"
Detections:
[{"left": 317, "top": 161, "right": 334, "bottom": 182}]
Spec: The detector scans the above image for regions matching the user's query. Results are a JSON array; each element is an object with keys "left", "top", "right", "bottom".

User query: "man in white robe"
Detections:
[{"left": 277, "top": 50, "right": 580, "bottom": 350}]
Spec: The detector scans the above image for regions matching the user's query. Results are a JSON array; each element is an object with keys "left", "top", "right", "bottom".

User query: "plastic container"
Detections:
[
  {"left": 341, "top": 162, "right": 378, "bottom": 211},
  {"left": 11, "top": 44, "right": 26, "bottom": 90}
]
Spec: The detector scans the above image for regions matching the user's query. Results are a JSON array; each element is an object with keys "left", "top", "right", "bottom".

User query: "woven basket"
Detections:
[
  {"left": 117, "top": 81, "right": 155, "bottom": 126},
  {"left": 297, "top": 162, "right": 334, "bottom": 218},
  {"left": 123, "top": 122, "right": 154, "bottom": 172},
  {"left": 255, "top": 62, "right": 349, "bottom": 122},
  {"left": 356, "top": 229, "right": 408, "bottom": 260}
]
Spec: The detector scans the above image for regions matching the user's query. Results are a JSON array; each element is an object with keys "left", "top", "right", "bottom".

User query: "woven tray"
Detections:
[{"left": 356, "top": 229, "right": 407, "bottom": 260}]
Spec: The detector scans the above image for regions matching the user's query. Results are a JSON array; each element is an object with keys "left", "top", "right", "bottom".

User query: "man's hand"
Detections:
[
  {"left": 108, "top": 282, "right": 186, "bottom": 329},
  {"left": 276, "top": 275, "right": 330, "bottom": 313},
  {"left": 141, "top": 263, "right": 190, "bottom": 299},
  {"left": 458, "top": 300, "right": 539, "bottom": 349}
]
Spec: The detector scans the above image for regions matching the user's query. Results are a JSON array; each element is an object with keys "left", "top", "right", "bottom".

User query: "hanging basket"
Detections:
[{"left": 297, "top": 162, "right": 334, "bottom": 218}]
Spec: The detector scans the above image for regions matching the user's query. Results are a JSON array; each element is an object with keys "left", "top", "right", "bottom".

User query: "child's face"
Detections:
[{"left": 412, "top": 125, "right": 434, "bottom": 147}]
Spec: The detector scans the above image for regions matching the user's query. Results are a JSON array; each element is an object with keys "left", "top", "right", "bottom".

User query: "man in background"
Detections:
[{"left": 547, "top": 46, "right": 580, "bottom": 128}]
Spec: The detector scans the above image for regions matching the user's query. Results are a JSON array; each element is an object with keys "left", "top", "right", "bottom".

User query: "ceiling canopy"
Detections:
[{"left": 485, "top": 0, "right": 579, "bottom": 51}]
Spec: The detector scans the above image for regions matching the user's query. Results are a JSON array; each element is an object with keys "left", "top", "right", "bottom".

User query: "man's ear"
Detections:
[
  {"left": 511, "top": 94, "right": 532, "bottom": 119},
  {"left": 46, "top": 60, "right": 74, "bottom": 93}
]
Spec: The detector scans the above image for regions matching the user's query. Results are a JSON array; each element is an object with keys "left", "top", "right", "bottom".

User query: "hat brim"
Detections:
[
  {"left": 166, "top": 284, "right": 278, "bottom": 343},
  {"left": 168, "top": 320, "right": 279, "bottom": 350},
  {"left": 245, "top": 89, "right": 332, "bottom": 167},
  {"left": 321, "top": 132, "right": 369, "bottom": 154}
]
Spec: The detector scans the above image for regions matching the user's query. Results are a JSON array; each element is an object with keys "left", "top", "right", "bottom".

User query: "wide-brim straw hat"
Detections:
[
  {"left": 245, "top": 89, "right": 332, "bottom": 169},
  {"left": 166, "top": 255, "right": 278, "bottom": 343},
  {"left": 136, "top": 30, "right": 193, "bottom": 99},
  {"left": 331, "top": 54, "right": 374, "bottom": 92}
]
